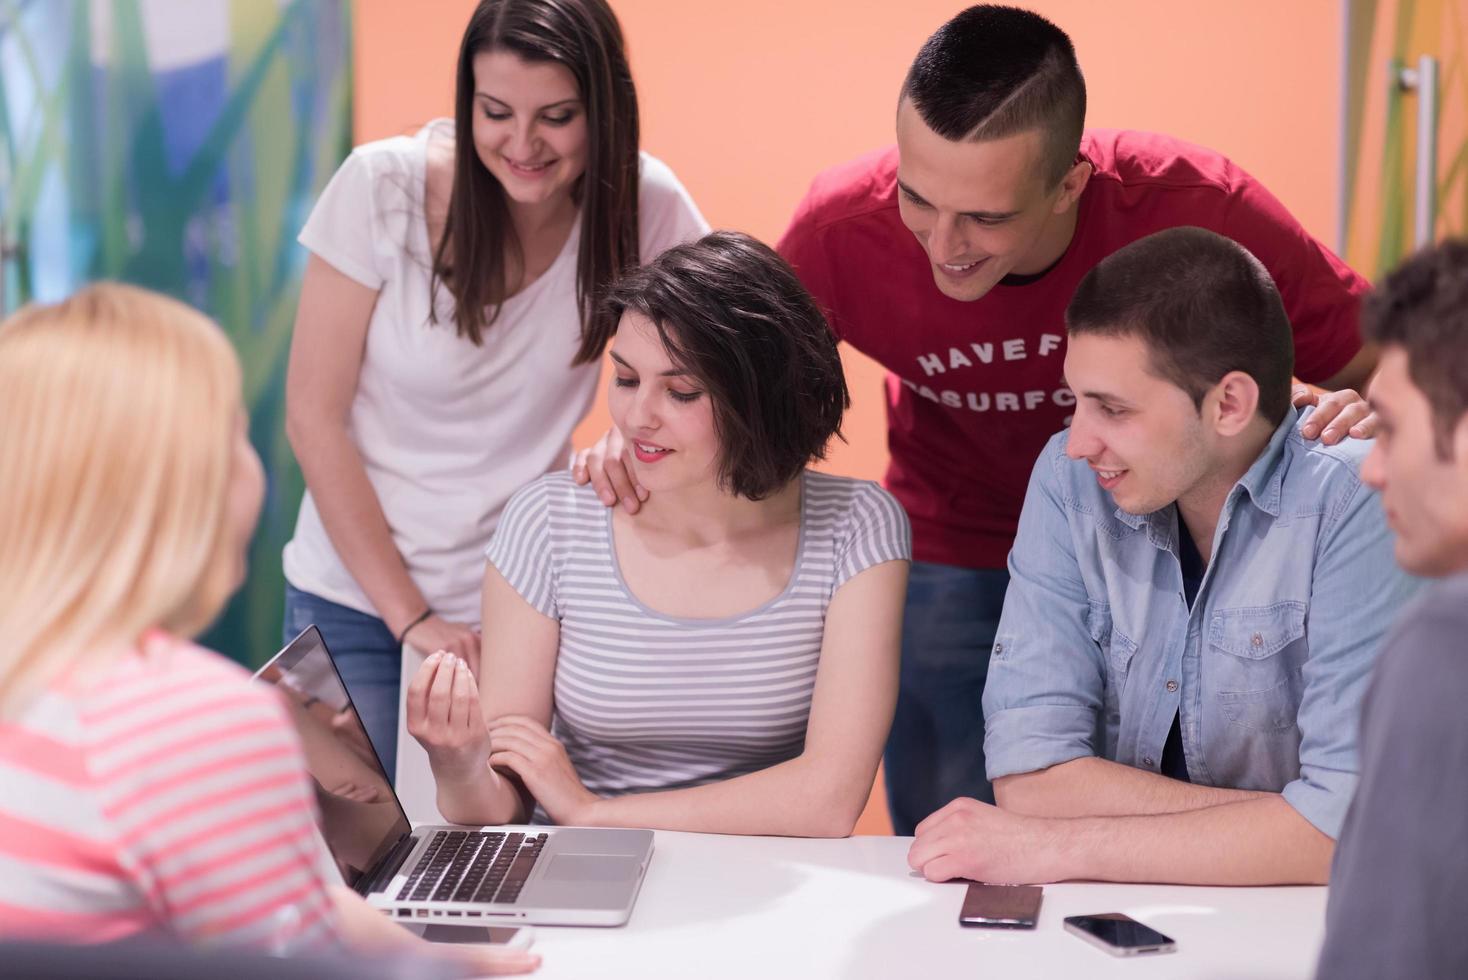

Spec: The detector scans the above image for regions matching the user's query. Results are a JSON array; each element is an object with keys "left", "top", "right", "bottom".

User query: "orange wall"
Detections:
[
  {"left": 355, "top": 0, "right": 1344, "bottom": 833},
  {"left": 356, "top": 0, "right": 1343, "bottom": 485}
]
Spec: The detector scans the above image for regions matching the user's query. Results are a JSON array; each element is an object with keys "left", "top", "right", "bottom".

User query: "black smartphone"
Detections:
[
  {"left": 958, "top": 882, "right": 1043, "bottom": 929},
  {"left": 1063, "top": 913, "right": 1176, "bottom": 956}
]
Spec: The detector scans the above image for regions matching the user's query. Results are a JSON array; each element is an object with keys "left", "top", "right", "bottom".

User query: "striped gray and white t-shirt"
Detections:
[{"left": 485, "top": 469, "right": 911, "bottom": 801}]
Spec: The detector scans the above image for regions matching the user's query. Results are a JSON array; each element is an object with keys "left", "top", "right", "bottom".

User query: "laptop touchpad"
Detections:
[{"left": 543, "top": 854, "right": 640, "bottom": 883}]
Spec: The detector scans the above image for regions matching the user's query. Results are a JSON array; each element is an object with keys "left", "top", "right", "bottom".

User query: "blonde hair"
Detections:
[{"left": 0, "top": 283, "right": 244, "bottom": 717}]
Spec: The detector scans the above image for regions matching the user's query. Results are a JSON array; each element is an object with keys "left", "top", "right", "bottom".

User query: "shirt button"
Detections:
[
  {"left": 1251, "top": 632, "right": 1264, "bottom": 647},
  {"left": 993, "top": 642, "right": 1004, "bottom": 655},
  {"left": 1165, "top": 680, "right": 1178, "bottom": 692},
  {"left": 1143, "top": 756, "right": 1155, "bottom": 768}
]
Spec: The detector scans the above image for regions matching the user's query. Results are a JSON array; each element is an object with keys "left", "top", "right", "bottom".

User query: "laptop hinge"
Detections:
[{"left": 357, "top": 832, "right": 419, "bottom": 897}]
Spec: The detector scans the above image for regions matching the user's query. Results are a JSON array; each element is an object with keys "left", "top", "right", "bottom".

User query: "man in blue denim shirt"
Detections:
[{"left": 908, "top": 227, "right": 1418, "bottom": 885}]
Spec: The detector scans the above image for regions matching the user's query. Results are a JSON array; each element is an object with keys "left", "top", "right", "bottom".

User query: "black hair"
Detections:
[
  {"left": 603, "top": 231, "right": 849, "bottom": 500},
  {"left": 901, "top": 5, "right": 1085, "bottom": 187},
  {"left": 1066, "top": 227, "right": 1295, "bottom": 424}
]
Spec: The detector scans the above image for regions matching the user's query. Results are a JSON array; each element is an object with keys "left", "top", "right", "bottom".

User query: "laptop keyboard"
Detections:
[{"left": 397, "top": 830, "right": 548, "bottom": 905}]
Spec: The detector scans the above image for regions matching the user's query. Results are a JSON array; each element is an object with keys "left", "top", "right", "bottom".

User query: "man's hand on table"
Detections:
[{"left": 907, "top": 797, "right": 1067, "bottom": 885}]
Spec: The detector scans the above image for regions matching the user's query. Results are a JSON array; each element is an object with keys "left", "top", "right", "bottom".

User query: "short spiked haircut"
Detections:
[{"left": 901, "top": 5, "right": 1086, "bottom": 187}]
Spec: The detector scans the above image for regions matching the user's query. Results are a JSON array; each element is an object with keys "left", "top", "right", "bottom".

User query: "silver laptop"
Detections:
[{"left": 255, "top": 625, "right": 653, "bottom": 927}]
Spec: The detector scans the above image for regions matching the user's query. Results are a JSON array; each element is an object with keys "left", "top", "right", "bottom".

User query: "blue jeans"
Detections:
[
  {"left": 283, "top": 584, "right": 402, "bottom": 782},
  {"left": 883, "top": 561, "right": 1010, "bottom": 835}
]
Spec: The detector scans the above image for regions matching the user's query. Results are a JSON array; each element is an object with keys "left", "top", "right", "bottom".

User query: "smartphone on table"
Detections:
[
  {"left": 958, "top": 882, "right": 1043, "bottom": 929},
  {"left": 1063, "top": 913, "right": 1176, "bottom": 956}
]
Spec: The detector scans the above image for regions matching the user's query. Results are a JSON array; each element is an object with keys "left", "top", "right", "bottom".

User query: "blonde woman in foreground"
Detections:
[{"left": 0, "top": 283, "right": 535, "bottom": 972}]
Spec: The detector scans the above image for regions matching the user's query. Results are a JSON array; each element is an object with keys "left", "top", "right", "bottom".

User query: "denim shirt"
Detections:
[{"left": 982, "top": 407, "right": 1420, "bottom": 838}]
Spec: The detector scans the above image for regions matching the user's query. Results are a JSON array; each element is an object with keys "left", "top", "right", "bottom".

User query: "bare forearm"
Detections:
[
  {"left": 1055, "top": 796, "right": 1334, "bottom": 885},
  {"left": 329, "top": 884, "right": 418, "bottom": 951},
  {"left": 330, "top": 883, "right": 539, "bottom": 973},
  {"left": 289, "top": 417, "right": 426, "bottom": 633},
  {"left": 996, "top": 756, "right": 1267, "bottom": 817},
  {"left": 433, "top": 766, "right": 526, "bottom": 826},
  {"left": 585, "top": 756, "right": 873, "bottom": 838}
]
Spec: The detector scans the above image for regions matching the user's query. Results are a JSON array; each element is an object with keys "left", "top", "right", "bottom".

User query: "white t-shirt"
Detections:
[{"left": 283, "top": 121, "right": 709, "bottom": 624}]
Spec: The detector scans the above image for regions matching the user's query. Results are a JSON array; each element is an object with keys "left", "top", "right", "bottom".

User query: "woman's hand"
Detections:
[
  {"left": 401, "top": 615, "right": 481, "bottom": 673},
  {"left": 430, "top": 941, "right": 540, "bottom": 976},
  {"left": 569, "top": 426, "right": 647, "bottom": 513},
  {"left": 329, "top": 884, "right": 539, "bottom": 974},
  {"left": 488, "top": 715, "right": 601, "bottom": 825},
  {"left": 405, "top": 652, "right": 494, "bottom": 784}
]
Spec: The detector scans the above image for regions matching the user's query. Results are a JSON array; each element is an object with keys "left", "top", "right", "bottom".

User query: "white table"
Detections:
[
  {"left": 397, "top": 648, "right": 1327, "bottom": 977},
  {"left": 530, "top": 831, "right": 1327, "bottom": 980}
]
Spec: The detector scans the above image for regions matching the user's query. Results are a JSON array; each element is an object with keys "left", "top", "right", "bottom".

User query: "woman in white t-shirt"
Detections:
[
  {"left": 282, "top": 0, "right": 707, "bottom": 777},
  {"left": 407, "top": 233, "right": 911, "bottom": 837}
]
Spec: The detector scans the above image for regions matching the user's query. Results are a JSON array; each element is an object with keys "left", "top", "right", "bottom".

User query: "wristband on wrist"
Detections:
[{"left": 396, "top": 608, "right": 432, "bottom": 647}]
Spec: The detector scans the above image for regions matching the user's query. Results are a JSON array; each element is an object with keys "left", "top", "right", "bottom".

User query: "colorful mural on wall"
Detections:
[
  {"left": 1343, "top": 0, "right": 1468, "bottom": 277},
  {"left": 0, "top": 0, "right": 352, "bottom": 666}
]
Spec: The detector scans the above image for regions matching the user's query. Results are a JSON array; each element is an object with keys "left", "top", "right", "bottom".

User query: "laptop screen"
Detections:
[{"left": 255, "top": 626, "right": 412, "bottom": 890}]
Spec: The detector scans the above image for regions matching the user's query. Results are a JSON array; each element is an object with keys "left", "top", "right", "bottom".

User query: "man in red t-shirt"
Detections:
[
  {"left": 774, "top": 5, "right": 1375, "bottom": 835},
  {"left": 581, "top": 5, "right": 1375, "bottom": 835}
]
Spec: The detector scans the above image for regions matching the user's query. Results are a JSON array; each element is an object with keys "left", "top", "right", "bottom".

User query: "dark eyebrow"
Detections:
[
  {"left": 474, "top": 93, "right": 581, "bottom": 111},
  {"left": 895, "top": 179, "right": 1020, "bottom": 222},
  {"left": 1078, "top": 389, "right": 1134, "bottom": 408},
  {"left": 895, "top": 180, "right": 931, "bottom": 207},
  {"left": 609, "top": 351, "right": 693, "bottom": 378}
]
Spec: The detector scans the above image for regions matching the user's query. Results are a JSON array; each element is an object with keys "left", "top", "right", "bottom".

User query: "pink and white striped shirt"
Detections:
[{"left": 0, "top": 631, "right": 340, "bottom": 951}]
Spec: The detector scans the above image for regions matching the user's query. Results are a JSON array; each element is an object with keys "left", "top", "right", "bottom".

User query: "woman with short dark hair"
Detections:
[{"left": 408, "top": 232, "right": 911, "bottom": 836}]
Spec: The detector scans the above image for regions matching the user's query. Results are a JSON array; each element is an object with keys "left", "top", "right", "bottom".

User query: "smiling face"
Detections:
[
  {"left": 1361, "top": 347, "right": 1468, "bottom": 576},
  {"left": 608, "top": 312, "right": 722, "bottom": 494},
  {"left": 471, "top": 49, "right": 588, "bottom": 210},
  {"left": 894, "top": 100, "right": 1088, "bottom": 302},
  {"left": 1062, "top": 333, "right": 1222, "bottom": 515}
]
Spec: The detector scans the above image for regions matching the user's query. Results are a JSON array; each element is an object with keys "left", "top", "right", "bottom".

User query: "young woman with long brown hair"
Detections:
[{"left": 282, "top": 0, "right": 707, "bottom": 778}]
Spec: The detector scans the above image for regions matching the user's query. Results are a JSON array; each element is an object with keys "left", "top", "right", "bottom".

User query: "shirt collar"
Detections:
[
  {"left": 1111, "top": 406, "right": 1300, "bottom": 535},
  {"left": 1230, "top": 405, "right": 1299, "bottom": 519}
]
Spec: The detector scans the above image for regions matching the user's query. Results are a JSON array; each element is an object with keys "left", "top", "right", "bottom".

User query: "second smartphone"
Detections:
[
  {"left": 1063, "top": 913, "right": 1176, "bottom": 956},
  {"left": 958, "top": 883, "right": 1044, "bottom": 929}
]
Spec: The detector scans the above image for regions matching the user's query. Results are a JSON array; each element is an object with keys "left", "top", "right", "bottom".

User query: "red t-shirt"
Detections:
[{"left": 778, "top": 129, "right": 1368, "bottom": 570}]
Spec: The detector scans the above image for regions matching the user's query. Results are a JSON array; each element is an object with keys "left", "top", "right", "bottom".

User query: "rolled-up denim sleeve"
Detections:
[
  {"left": 983, "top": 440, "right": 1106, "bottom": 780},
  {"left": 1285, "top": 476, "right": 1421, "bottom": 838}
]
